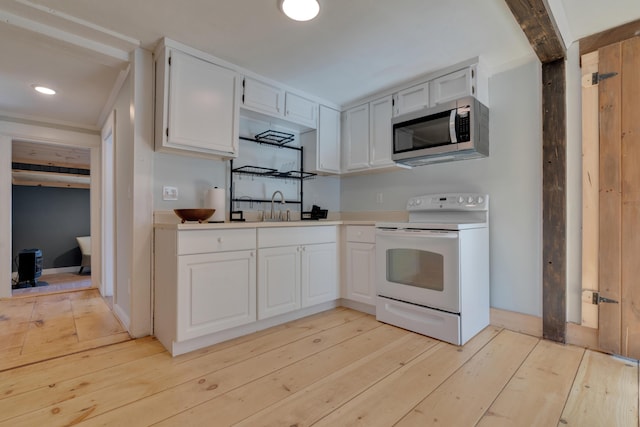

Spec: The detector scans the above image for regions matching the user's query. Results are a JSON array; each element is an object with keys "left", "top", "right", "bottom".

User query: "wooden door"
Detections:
[{"left": 584, "top": 37, "right": 640, "bottom": 358}]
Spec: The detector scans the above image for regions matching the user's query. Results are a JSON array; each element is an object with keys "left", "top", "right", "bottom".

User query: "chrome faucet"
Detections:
[{"left": 271, "top": 190, "right": 286, "bottom": 220}]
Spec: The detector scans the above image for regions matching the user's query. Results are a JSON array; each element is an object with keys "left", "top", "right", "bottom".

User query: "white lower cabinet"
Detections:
[
  {"left": 154, "top": 227, "right": 257, "bottom": 355},
  {"left": 177, "top": 250, "right": 256, "bottom": 341},
  {"left": 154, "top": 225, "right": 338, "bottom": 355},
  {"left": 258, "top": 245, "right": 301, "bottom": 319},
  {"left": 301, "top": 242, "right": 339, "bottom": 307},
  {"left": 345, "top": 226, "right": 376, "bottom": 306},
  {"left": 258, "top": 226, "right": 338, "bottom": 320}
]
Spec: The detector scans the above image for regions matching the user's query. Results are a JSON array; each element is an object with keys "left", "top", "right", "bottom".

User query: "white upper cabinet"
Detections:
[
  {"left": 369, "top": 95, "right": 394, "bottom": 168},
  {"left": 285, "top": 92, "right": 317, "bottom": 128},
  {"left": 303, "top": 105, "right": 341, "bottom": 174},
  {"left": 430, "top": 66, "right": 477, "bottom": 106},
  {"left": 343, "top": 103, "right": 370, "bottom": 171},
  {"left": 343, "top": 96, "right": 395, "bottom": 172},
  {"left": 242, "top": 77, "right": 318, "bottom": 129},
  {"left": 242, "top": 77, "right": 285, "bottom": 117},
  {"left": 155, "top": 46, "right": 240, "bottom": 159},
  {"left": 393, "top": 82, "right": 429, "bottom": 117}
]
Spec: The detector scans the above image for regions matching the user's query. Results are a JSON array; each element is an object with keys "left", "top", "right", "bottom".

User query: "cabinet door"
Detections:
[
  {"left": 430, "top": 67, "right": 475, "bottom": 105},
  {"left": 317, "top": 105, "right": 341, "bottom": 173},
  {"left": 177, "top": 250, "right": 256, "bottom": 341},
  {"left": 393, "top": 82, "right": 429, "bottom": 116},
  {"left": 243, "top": 77, "right": 285, "bottom": 117},
  {"left": 343, "top": 103, "right": 370, "bottom": 171},
  {"left": 369, "top": 96, "right": 394, "bottom": 168},
  {"left": 346, "top": 242, "right": 376, "bottom": 306},
  {"left": 167, "top": 49, "right": 238, "bottom": 155},
  {"left": 258, "top": 246, "right": 301, "bottom": 319},
  {"left": 301, "top": 242, "right": 338, "bottom": 307},
  {"left": 285, "top": 92, "right": 317, "bottom": 128}
]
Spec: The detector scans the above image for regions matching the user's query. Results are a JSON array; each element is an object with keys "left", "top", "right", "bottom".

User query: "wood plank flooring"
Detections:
[
  {"left": 11, "top": 272, "right": 92, "bottom": 297},
  {"left": 0, "top": 307, "right": 637, "bottom": 426},
  {"left": 0, "top": 289, "right": 130, "bottom": 371}
]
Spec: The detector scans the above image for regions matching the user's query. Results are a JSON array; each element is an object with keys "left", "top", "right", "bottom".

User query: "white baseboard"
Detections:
[
  {"left": 339, "top": 298, "right": 376, "bottom": 315},
  {"left": 490, "top": 307, "right": 599, "bottom": 350}
]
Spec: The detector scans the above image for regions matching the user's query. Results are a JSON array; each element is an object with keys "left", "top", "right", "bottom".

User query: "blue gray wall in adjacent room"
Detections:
[{"left": 12, "top": 185, "right": 90, "bottom": 271}]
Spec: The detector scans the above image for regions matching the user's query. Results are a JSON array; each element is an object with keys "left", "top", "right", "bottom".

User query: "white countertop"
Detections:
[{"left": 155, "top": 220, "right": 344, "bottom": 230}]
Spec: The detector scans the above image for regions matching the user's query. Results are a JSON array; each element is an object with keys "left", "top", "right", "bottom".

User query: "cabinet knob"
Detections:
[
  {"left": 250, "top": 251, "right": 254, "bottom": 257},
  {"left": 218, "top": 237, "right": 224, "bottom": 243},
  {"left": 301, "top": 246, "right": 306, "bottom": 252}
]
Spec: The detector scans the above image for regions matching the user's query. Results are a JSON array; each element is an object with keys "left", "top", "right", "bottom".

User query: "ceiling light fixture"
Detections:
[
  {"left": 32, "top": 85, "right": 56, "bottom": 95},
  {"left": 281, "top": 0, "right": 320, "bottom": 21}
]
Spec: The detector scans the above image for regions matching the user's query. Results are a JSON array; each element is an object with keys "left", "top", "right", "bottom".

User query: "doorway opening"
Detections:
[{"left": 11, "top": 140, "right": 94, "bottom": 297}]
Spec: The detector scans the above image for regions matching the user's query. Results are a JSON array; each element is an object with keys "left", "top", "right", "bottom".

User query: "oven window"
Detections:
[{"left": 386, "top": 248, "right": 443, "bottom": 291}]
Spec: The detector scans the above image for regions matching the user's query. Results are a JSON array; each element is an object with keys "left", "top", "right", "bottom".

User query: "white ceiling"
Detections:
[{"left": 1, "top": 0, "right": 640, "bottom": 130}]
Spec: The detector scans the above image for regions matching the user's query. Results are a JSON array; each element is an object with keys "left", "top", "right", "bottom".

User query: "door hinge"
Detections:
[
  {"left": 168, "top": 56, "right": 171, "bottom": 66},
  {"left": 591, "top": 291, "right": 619, "bottom": 305},
  {"left": 592, "top": 71, "right": 618, "bottom": 85}
]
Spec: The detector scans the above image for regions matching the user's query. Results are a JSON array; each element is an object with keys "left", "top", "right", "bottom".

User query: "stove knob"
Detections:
[
  {"left": 415, "top": 199, "right": 422, "bottom": 205},
  {"left": 477, "top": 196, "right": 484, "bottom": 204},
  {"left": 467, "top": 196, "right": 474, "bottom": 203},
  {"left": 458, "top": 196, "right": 464, "bottom": 204}
]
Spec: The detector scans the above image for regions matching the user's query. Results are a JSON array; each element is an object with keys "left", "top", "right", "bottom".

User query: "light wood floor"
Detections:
[
  {"left": 12, "top": 271, "right": 92, "bottom": 297},
  {"left": 0, "top": 307, "right": 636, "bottom": 426},
  {"left": 0, "top": 289, "right": 130, "bottom": 371}
]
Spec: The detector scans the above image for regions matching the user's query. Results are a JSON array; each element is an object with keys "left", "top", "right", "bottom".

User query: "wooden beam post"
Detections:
[
  {"left": 542, "top": 59, "right": 567, "bottom": 342},
  {"left": 504, "top": 0, "right": 567, "bottom": 342}
]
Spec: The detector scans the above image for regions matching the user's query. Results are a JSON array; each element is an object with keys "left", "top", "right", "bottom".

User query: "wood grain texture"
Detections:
[
  {"left": 542, "top": 58, "right": 567, "bottom": 343},
  {"left": 477, "top": 340, "right": 584, "bottom": 426},
  {"left": 503, "top": 0, "right": 566, "bottom": 63},
  {"left": 560, "top": 350, "right": 638, "bottom": 425},
  {"left": 598, "top": 41, "right": 623, "bottom": 355},
  {"left": 0, "top": 308, "right": 637, "bottom": 426},
  {"left": 581, "top": 51, "right": 600, "bottom": 329},
  {"left": 580, "top": 18, "right": 640, "bottom": 57},
  {"left": 395, "top": 330, "right": 538, "bottom": 426},
  {"left": 0, "top": 289, "right": 129, "bottom": 371},
  {"left": 313, "top": 326, "right": 501, "bottom": 427},
  {"left": 620, "top": 36, "right": 640, "bottom": 359}
]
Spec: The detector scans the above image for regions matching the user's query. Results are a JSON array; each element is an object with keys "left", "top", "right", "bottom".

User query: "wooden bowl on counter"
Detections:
[{"left": 174, "top": 208, "right": 215, "bottom": 223}]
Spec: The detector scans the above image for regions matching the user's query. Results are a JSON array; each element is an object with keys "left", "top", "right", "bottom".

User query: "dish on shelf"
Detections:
[
  {"left": 174, "top": 209, "right": 215, "bottom": 223},
  {"left": 254, "top": 130, "right": 295, "bottom": 145}
]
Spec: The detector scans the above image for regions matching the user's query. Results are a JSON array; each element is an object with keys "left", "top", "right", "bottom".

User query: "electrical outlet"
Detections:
[
  {"left": 163, "top": 186, "right": 178, "bottom": 201},
  {"left": 376, "top": 192, "right": 383, "bottom": 204}
]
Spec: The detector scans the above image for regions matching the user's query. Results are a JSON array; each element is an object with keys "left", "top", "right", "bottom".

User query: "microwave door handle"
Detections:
[{"left": 449, "top": 109, "right": 457, "bottom": 143}]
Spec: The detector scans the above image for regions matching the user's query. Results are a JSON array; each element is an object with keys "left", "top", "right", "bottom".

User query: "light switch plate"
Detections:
[{"left": 163, "top": 186, "right": 178, "bottom": 201}]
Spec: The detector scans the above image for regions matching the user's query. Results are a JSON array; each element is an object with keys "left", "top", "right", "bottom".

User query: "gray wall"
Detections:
[
  {"left": 153, "top": 116, "right": 342, "bottom": 216},
  {"left": 341, "top": 59, "right": 543, "bottom": 317},
  {"left": 12, "top": 185, "right": 90, "bottom": 270}
]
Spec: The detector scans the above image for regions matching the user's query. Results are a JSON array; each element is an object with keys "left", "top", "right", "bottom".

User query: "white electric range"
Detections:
[{"left": 375, "top": 193, "right": 490, "bottom": 345}]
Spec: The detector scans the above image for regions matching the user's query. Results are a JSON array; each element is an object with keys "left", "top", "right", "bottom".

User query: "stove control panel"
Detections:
[{"left": 407, "top": 193, "right": 489, "bottom": 211}]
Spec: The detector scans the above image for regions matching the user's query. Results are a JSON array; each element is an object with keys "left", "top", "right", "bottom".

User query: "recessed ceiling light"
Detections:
[
  {"left": 32, "top": 85, "right": 56, "bottom": 95},
  {"left": 281, "top": 0, "right": 320, "bottom": 21}
]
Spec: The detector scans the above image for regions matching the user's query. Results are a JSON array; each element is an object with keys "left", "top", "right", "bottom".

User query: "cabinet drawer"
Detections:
[
  {"left": 346, "top": 226, "right": 376, "bottom": 243},
  {"left": 258, "top": 226, "right": 337, "bottom": 248},
  {"left": 178, "top": 228, "right": 256, "bottom": 255}
]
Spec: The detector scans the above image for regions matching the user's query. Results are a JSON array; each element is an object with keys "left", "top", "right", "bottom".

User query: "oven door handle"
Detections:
[{"left": 376, "top": 229, "right": 458, "bottom": 238}]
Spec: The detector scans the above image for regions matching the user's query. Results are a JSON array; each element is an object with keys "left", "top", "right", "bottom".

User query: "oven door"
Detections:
[{"left": 376, "top": 228, "right": 460, "bottom": 313}]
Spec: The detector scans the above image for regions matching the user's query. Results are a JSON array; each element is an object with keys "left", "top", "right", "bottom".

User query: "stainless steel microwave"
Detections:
[{"left": 391, "top": 96, "right": 489, "bottom": 167}]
